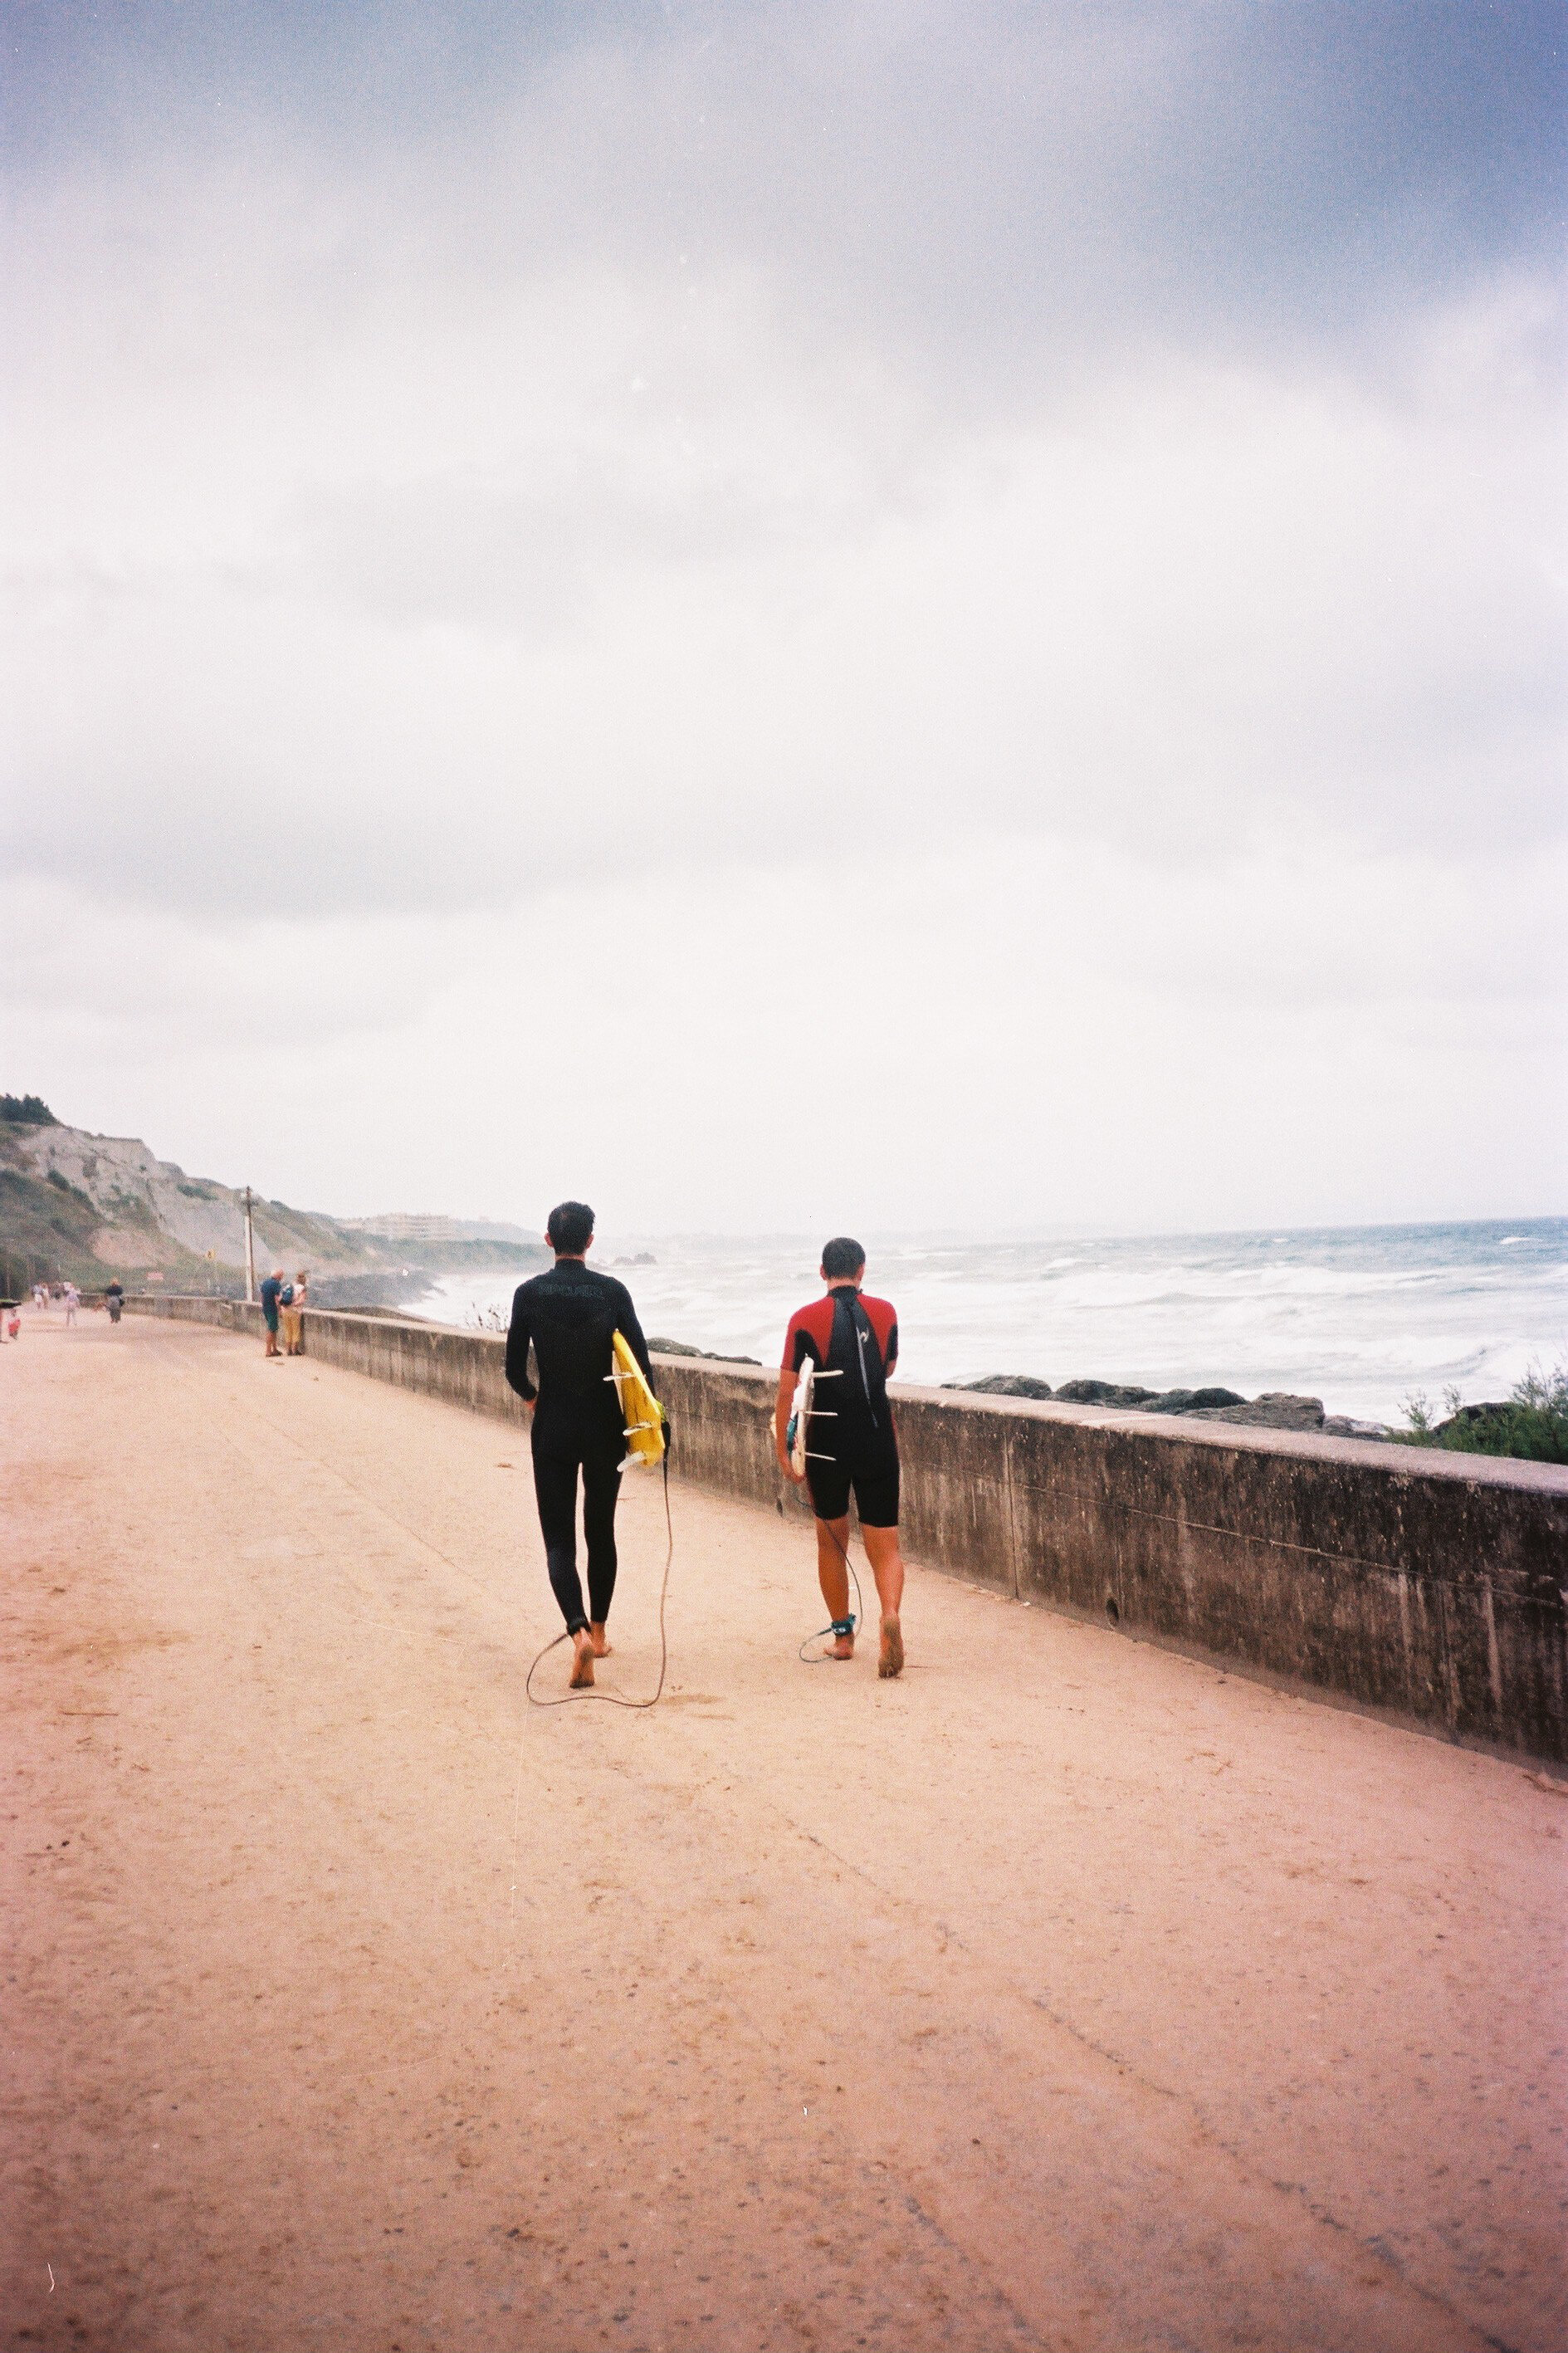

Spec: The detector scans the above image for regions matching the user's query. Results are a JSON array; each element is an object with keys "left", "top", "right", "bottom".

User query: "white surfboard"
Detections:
[{"left": 785, "top": 1362, "right": 840, "bottom": 1475}]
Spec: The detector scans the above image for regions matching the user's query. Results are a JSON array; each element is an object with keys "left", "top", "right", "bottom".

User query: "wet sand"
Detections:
[{"left": 2, "top": 1312, "right": 1563, "bottom": 2351}]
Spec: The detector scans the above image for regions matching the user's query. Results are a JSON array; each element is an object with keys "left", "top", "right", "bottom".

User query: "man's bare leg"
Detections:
[
  {"left": 589, "top": 1621, "right": 612, "bottom": 1656},
  {"left": 862, "top": 1524, "right": 906, "bottom": 1677},
  {"left": 815, "top": 1517, "right": 854, "bottom": 1656}
]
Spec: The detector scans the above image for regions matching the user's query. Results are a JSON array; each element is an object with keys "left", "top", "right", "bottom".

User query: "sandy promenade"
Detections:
[{"left": 2, "top": 1313, "right": 1563, "bottom": 2352}]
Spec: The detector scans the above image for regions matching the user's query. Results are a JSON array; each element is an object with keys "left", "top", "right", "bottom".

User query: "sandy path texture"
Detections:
[{"left": 2, "top": 1312, "right": 1564, "bottom": 2353}]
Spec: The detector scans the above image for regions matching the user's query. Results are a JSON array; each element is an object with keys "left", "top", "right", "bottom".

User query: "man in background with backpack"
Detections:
[
  {"left": 258, "top": 1266, "right": 285, "bottom": 1359},
  {"left": 505, "top": 1201, "right": 659, "bottom": 1690},
  {"left": 774, "top": 1235, "right": 906, "bottom": 1678}
]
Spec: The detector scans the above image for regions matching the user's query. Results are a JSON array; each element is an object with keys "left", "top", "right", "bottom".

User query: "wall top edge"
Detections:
[
  {"left": 135, "top": 1299, "right": 1568, "bottom": 1499},
  {"left": 887, "top": 1382, "right": 1568, "bottom": 1494}
]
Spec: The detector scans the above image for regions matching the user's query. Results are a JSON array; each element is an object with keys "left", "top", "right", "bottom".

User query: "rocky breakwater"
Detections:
[
  {"left": 946, "top": 1373, "right": 1387, "bottom": 1439},
  {"left": 647, "top": 1334, "right": 761, "bottom": 1365}
]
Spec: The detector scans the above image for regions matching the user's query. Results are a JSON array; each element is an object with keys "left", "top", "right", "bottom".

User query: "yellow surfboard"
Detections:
[{"left": 610, "top": 1331, "right": 666, "bottom": 1467}]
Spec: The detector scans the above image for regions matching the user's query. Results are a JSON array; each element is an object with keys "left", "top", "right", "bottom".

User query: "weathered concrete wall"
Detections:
[
  {"left": 129, "top": 1294, "right": 1568, "bottom": 1761},
  {"left": 129, "top": 1294, "right": 535, "bottom": 1426}
]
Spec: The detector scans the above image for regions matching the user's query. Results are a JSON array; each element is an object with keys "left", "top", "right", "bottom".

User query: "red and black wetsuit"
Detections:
[{"left": 781, "top": 1285, "right": 901, "bottom": 1527}]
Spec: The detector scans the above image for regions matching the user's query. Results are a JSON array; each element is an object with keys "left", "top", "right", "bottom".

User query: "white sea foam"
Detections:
[{"left": 419, "top": 1217, "right": 1568, "bottom": 1426}]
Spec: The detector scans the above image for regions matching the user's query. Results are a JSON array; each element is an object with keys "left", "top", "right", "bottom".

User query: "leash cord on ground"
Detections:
[{"left": 525, "top": 1454, "right": 673, "bottom": 1710}]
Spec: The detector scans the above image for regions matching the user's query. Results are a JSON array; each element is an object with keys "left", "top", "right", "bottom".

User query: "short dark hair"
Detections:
[
  {"left": 547, "top": 1201, "right": 595, "bottom": 1255},
  {"left": 821, "top": 1235, "right": 866, "bottom": 1279}
]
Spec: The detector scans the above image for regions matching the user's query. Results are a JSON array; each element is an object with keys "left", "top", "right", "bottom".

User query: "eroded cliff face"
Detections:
[
  {"left": 2, "top": 1122, "right": 387, "bottom": 1277},
  {"left": 12, "top": 1123, "right": 237, "bottom": 1260},
  {"left": 0, "top": 1118, "right": 547, "bottom": 1291}
]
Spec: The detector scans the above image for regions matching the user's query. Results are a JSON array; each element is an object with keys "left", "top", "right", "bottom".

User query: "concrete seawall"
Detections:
[{"left": 129, "top": 1294, "right": 1568, "bottom": 1763}]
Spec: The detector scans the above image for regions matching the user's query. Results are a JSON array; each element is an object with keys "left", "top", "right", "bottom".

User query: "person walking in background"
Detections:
[
  {"left": 504, "top": 1201, "right": 659, "bottom": 1690},
  {"left": 105, "top": 1279, "right": 124, "bottom": 1325},
  {"left": 259, "top": 1267, "right": 284, "bottom": 1358},
  {"left": 774, "top": 1235, "right": 907, "bottom": 1678},
  {"left": 280, "top": 1270, "right": 308, "bottom": 1357},
  {"left": 63, "top": 1282, "right": 79, "bottom": 1326}
]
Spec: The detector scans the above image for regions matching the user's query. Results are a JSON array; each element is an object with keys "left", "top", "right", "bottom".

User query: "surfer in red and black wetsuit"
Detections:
[{"left": 773, "top": 1236, "right": 906, "bottom": 1677}]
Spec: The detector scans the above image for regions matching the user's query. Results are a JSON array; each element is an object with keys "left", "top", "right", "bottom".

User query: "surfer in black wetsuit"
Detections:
[
  {"left": 774, "top": 1235, "right": 906, "bottom": 1678},
  {"left": 505, "top": 1201, "right": 657, "bottom": 1689}
]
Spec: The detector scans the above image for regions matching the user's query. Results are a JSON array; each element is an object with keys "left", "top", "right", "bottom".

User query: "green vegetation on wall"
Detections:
[{"left": 1399, "top": 1367, "right": 1568, "bottom": 1466}]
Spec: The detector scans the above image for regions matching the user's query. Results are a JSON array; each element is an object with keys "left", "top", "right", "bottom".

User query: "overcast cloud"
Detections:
[{"left": 2, "top": 2, "right": 1563, "bottom": 1234}]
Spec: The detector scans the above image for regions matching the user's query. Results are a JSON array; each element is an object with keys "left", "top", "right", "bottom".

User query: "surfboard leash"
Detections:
[{"left": 797, "top": 1504, "right": 867, "bottom": 1664}]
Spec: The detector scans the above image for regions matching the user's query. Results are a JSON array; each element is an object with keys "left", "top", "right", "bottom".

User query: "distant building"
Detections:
[{"left": 339, "top": 1213, "right": 532, "bottom": 1245}]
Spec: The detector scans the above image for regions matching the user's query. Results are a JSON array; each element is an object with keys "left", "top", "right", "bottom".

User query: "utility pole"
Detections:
[{"left": 243, "top": 1187, "right": 256, "bottom": 1303}]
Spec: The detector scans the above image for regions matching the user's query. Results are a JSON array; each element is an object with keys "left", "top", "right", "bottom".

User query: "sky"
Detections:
[{"left": 3, "top": 0, "right": 1564, "bottom": 1239}]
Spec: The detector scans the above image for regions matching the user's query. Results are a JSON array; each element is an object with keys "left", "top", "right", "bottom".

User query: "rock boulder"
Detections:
[
  {"left": 945, "top": 1373, "right": 1056, "bottom": 1400},
  {"left": 1191, "top": 1392, "right": 1326, "bottom": 1431},
  {"left": 1141, "top": 1387, "right": 1247, "bottom": 1415},
  {"left": 1054, "top": 1378, "right": 1159, "bottom": 1407}
]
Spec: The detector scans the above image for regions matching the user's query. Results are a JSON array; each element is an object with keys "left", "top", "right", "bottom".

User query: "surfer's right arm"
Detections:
[
  {"left": 504, "top": 1281, "right": 537, "bottom": 1406},
  {"left": 774, "top": 1305, "right": 813, "bottom": 1480}
]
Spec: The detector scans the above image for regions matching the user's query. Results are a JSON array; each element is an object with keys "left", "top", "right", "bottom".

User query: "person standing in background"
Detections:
[
  {"left": 280, "top": 1270, "right": 308, "bottom": 1357},
  {"left": 259, "top": 1267, "right": 284, "bottom": 1358}
]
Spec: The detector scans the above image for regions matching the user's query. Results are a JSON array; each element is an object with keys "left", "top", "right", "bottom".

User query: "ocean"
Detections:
[{"left": 417, "top": 1216, "right": 1566, "bottom": 1429}]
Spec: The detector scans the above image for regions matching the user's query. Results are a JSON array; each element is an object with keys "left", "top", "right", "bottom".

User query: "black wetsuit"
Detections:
[{"left": 505, "top": 1260, "right": 655, "bottom": 1635}]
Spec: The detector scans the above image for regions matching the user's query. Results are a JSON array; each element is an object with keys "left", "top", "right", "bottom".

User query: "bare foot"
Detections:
[
  {"left": 878, "top": 1614, "right": 904, "bottom": 1679},
  {"left": 569, "top": 1631, "right": 595, "bottom": 1688},
  {"left": 589, "top": 1624, "right": 613, "bottom": 1657},
  {"left": 828, "top": 1631, "right": 854, "bottom": 1661}
]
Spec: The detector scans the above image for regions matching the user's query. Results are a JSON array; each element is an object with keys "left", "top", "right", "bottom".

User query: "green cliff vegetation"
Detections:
[
  {"left": 1399, "top": 1367, "right": 1568, "bottom": 1466},
  {"left": 1, "top": 1093, "right": 59, "bottom": 1125}
]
